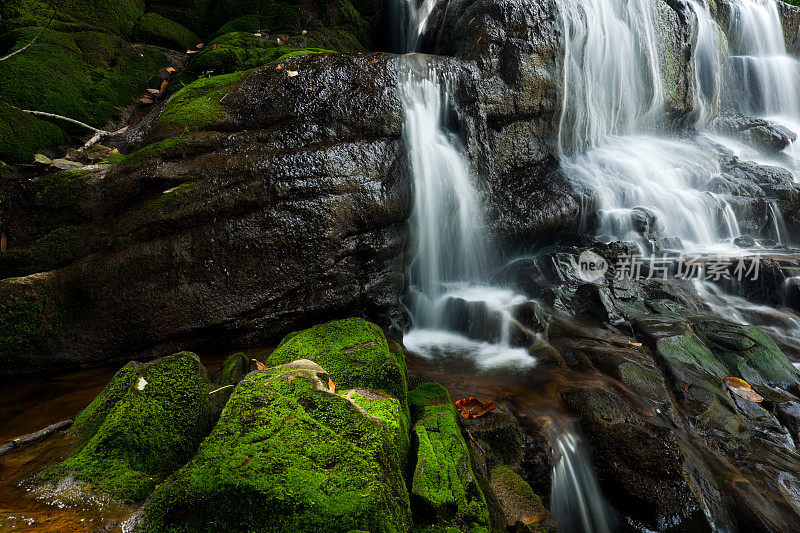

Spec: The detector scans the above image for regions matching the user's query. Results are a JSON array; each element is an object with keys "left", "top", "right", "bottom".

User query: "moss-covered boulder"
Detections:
[
  {"left": 133, "top": 12, "right": 199, "bottom": 51},
  {"left": 489, "top": 466, "right": 557, "bottom": 533},
  {"left": 141, "top": 359, "right": 412, "bottom": 532},
  {"left": 0, "top": 102, "right": 67, "bottom": 162},
  {"left": 46, "top": 352, "right": 212, "bottom": 501},
  {"left": 267, "top": 318, "right": 409, "bottom": 411},
  {"left": 408, "top": 382, "right": 490, "bottom": 532}
]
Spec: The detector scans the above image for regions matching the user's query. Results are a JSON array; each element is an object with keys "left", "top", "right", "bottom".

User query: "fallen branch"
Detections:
[
  {"left": 21, "top": 109, "right": 108, "bottom": 134},
  {"left": 0, "top": 419, "right": 73, "bottom": 457},
  {"left": 0, "top": 8, "right": 54, "bottom": 62}
]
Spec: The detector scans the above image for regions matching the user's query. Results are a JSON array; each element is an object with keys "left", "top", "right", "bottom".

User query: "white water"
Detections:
[
  {"left": 398, "top": 1, "right": 535, "bottom": 366},
  {"left": 550, "top": 429, "right": 612, "bottom": 533},
  {"left": 557, "top": 0, "right": 742, "bottom": 253}
]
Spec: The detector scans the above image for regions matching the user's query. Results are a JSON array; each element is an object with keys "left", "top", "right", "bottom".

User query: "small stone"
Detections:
[{"left": 734, "top": 235, "right": 757, "bottom": 248}]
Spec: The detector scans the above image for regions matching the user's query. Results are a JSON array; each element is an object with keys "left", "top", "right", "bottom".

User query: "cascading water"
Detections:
[
  {"left": 557, "top": 0, "right": 741, "bottom": 252},
  {"left": 550, "top": 429, "right": 612, "bottom": 533},
  {"left": 396, "top": 1, "right": 534, "bottom": 366}
]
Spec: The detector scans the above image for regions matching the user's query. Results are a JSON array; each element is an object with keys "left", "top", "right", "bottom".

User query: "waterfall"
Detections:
[
  {"left": 688, "top": 0, "right": 725, "bottom": 127},
  {"left": 396, "top": 0, "right": 533, "bottom": 366},
  {"left": 550, "top": 429, "right": 612, "bottom": 533},
  {"left": 399, "top": 64, "right": 488, "bottom": 328},
  {"left": 722, "top": 0, "right": 800, "bottom": 168},
  {"left": 557, "top": 0, "right": 740, "bottom": 252}
]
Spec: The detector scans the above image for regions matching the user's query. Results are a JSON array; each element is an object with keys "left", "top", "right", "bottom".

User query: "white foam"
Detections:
[{"left": 404, "top": 328, "right": 536, "bottom": 370}]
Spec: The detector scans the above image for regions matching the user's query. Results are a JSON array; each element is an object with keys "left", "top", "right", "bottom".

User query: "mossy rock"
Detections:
[
  {"left": 0, "top": 102, "right": 67, "bottom": 163},
  {"left": 189, "top": 31, "right": 333, "bottom": 74},
  {"left": 149, "top": 0, "right": 215, "bottom": 35},
  {"left": 133, "top": 12, "right": 199, "bottom": 51},
  {"left": 268, "top": 318, "right": 409, "bottom": 411},
  {"left": 152, "top": 70, "right": 248, "bottom": 136},
  {"left": 0, "top": 225, "right": 80, "bottom": 279},
  {"left": 1, "top": 0, "right": 145, "bottom": 37},
  {"left": 47, "top": 352, "right": 212, "bottom": 501},
  {"left": 208, "top": 0, "right": 301, "bottom": 34},
  {"left": 141, "top": 360, "right": 412, "bottom": 532},
  {"left": 408, "top": 382, "right": 490, "bottom": 531},
  {"left": 0, "top": 26, "right": 165, "bottom": 154},
  {"left": 489, "top": 466, "right": 557, "bottom": 533}
]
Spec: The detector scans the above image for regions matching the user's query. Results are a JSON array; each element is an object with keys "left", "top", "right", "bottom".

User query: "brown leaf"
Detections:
[
  {"left": 158, "top": 80, "right": 170, "bottom": 98},
  {"left": 628, "top": 341, "right": 642, "bottom": 347},
  {"left": 0, "top": 232, "right": 7, "bottom": 253},
  {"left": 328, "top": 378, "right": 335, "bottom": 393},
  {"left": 147, "top": 88, "right": 160, "bottom": 94},
  {"left": 165, "top": 66, "right": 176, "bottom": 73},
  {"left": 253, "top": 33, "right": 262, "bottom": 37},
  {"left": 302, "top": 30, "right": 307, "bottom": 35},
  {"left": 455, "top": 397, "right": 497, "bottom": 419},
  {"left": 196, "top": 43, "right": 204, "bottom": 49},
  {"left": 723, "top": 376, "right": 764, "bottom": 402},
  {"left": 252, "top": 359, "right": 268, "bottom": 370},
  {"left": 213, "top": 43, "right": 222, "bottom": 50},
  {"left": 162, "top": 186, "right": 179, "bottom": 194},
  {"left": 468, "top": 17, "right": 476, "bottom": 25},
  {"left": 186, "top": 49, "right": 198, "bottom": 54},
  {"left": 275, "top": 64, "right": 283, "bottom": 70},
  {"left": 287, "top": 70, "right": 298, "bottom": 77},
  {"left": 139, "top": 96, "right": 153, "bottom": 104}
]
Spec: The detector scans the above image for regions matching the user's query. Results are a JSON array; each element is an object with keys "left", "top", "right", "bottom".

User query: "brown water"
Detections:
[{"left": 0, "top": 352, "right": 243, "bottom": 532}]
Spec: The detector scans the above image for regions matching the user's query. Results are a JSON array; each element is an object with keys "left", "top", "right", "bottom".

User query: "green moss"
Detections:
[
  {"left": 488, "top": 466, "right": 556, "bottom": 533},
  {"left": 189, "top": 31, "right": 333, "bottom": 74},
  {"left": 208, "top": 1, "right": 301, "bottom": 35},
  {"left": 268, "top": 318, "right": 409, "bottom": 412},
  {"left": 148, "top": 0, "right": 214, "bottom": 34},
  {"left": 409, "top": 383, "right": 490, "bottom": 531},
  {"left": 0, "top": 294, "right": 46, "bottom": 358},
  {"left": 142, "top": 363, "right": 411, "bottom": 532},
  {"left": 155, "top": 71, "right": 248, "bottom": 133},
  {"left": 122, "top": 136, "right": 186, "bottom": 167},
  {"left": 49, "top": 353, "right": 212, "bottom": 501},
  {"left": 133, "top": 12, "right": 199, "bottom": 51},
  {"left": 219, "top": 352, "right": 250, "bottom": 387},
  {"left": 0, "top": 102, "right": 67, "bottom": 163},
  {"left": 1, "top": 0, "right": 144, "bottom": 37}
]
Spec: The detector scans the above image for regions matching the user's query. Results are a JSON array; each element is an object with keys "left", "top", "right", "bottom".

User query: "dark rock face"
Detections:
[
  {"left": 712, "top": 114, "right": 798, "bottom": 153},
  {"left": 0, "top": 54, "right": 412, "bottom": 376}
]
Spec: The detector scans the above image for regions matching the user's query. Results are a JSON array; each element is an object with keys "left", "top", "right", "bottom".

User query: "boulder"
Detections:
[
  {"left": 44, "top": 352, "right": 212, "bottom": 500},
  {"left": 140, "top": 359, "right": 412, "bottom": 532},
  {"left": 408, "top": 382, "right": 490, "bottom": 531}
]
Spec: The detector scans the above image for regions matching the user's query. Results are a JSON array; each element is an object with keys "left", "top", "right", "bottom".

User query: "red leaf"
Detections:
[
  {"left": 252, "top": 359, "right": 267, "bottom": 370},
  {"left": 455, "top": 397, "right": 497, "bottom": 419}
]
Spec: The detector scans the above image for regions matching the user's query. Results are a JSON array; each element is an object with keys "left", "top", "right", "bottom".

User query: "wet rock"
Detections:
[
  {"left": 460, "top": 409, "right": 524, "bottom": 467},
  {"left": 777, "top": 0, "right": 800, "bottom": 54},
  {"left": 712, "top": 113, "right": 798, "bottom": 153},
  {"left": 561, "top": 385, "right": 714, "bottom": 529},
  {"left": 775, "top": 401, "right": 800, "bottom": 445},
  {"left": 631, "top": 206, "right": 662, "bottom": 240},
  {"left": 44, "top": 353, "right": 212, "bottom": 501},
  {"left": 489, "top": 465, "right": 558, "bottom": 533},
  {"left": 734, "top": 235, "right": 757, "bottom": 247},
  {"left": 141, "top": 359, "right": 412, "bottom": 532},
  {"left": 408, "top": 382, "right": 490, "bottom": 530},
  {"left": 0, "top": 54, "right": 412, "bottom": 376}
]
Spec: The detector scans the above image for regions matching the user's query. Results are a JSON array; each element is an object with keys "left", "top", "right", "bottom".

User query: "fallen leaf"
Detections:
[
  {"left": 369, "top": 58, "right": 378, "bottom": 64},
  {"left": 162, "top": 186, "right": 179, "bottom": 194},
  {"left": 468, "top": 17, "right": 476, "bottom": 25},
  {"left": 99, "top": 174, "right": 106, "bottom": 179},
  {"left": 253, "top": 32, "right": 262, "bottom": 37},
  {"left": 684, "top": 382, "right": 691, "bottom": 391},
  {"left": 33, "top": 153, "right": 52, "bottom": 165},
  {"left": 477, "top": 36, "right": 482, "bottom": 44},
  {"left": 136, "top": 377, "right": 148, "bottom": 391},
  {"left": 455, "top": 397, "right": 497, "bottom": 419},
  {"left": 108, "top": 148, "right": 120, "bottom": 155},
  {"left": 186, "top": 49, "right": 198, "bottom": 54},
  {"left": 252, "top": 359, "right": 268, "bottom": 370},
  {"left": 287, "top": 70, "right": 298, "bottom": 77},
  {"left": 723, "top": 376, "right": 764, "bottom": 402},
  {"left": 213, "top": 43, "right": 222, "bottom": 50},
  {"left": 147, "top": 88, "right": 160, "bottom": 94},
  {"left": 158, "top": 80, "right": 170, "bottom": 98},
  {"left": 628, "top": 341, "right": 642, "bottom": 347},
  {"left": 166, "top": 66, "right": 176, "bottom": 73},
  {"left": 196, "top": 43, "right": 204, "bottom": 48},
  {"left": 275, "top": 64, "right": 283, "bottom": 70},
  {"left": 328, "top": 378, "right": 335, "bottom": 393},
  {"left": 302, "top": 29, "right": 307, "bottom": 35},
  {"left": 0, "top": 232, "right": 7, "bottom": 253},
  {"left": 140, "top": 96, "right": 153, "bottom": 104}
]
